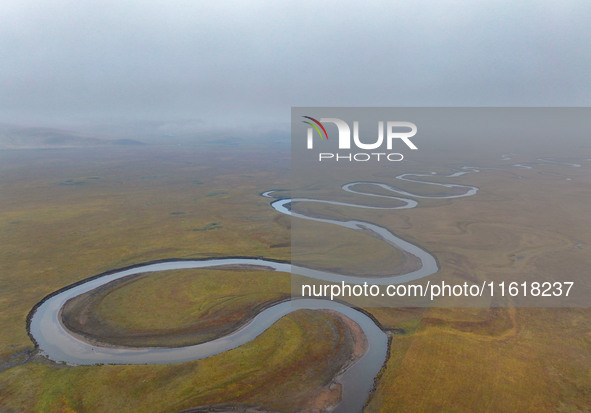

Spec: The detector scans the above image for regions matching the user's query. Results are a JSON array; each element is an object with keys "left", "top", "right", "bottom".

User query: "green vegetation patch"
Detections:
[{"left": 61, "top": 269, "right": 291, "bottom": 347}]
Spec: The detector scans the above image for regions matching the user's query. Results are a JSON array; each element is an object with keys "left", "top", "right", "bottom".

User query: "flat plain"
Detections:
[{"left": 1, "top": 140, "right": 590, "bottom": 412}]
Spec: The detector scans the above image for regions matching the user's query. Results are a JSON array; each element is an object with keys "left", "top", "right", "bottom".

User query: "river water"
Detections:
[{"left": 28, "top": 169, "right": 480, "bottom": 412}]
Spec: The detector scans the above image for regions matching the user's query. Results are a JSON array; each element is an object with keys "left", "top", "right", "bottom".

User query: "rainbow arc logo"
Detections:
[{"left": 302, "top": 116, "right": 328, "bottom": 149}]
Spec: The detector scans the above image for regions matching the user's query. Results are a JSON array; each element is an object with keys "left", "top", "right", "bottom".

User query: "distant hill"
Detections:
[
  {"left": 110, "top": 138, "right": 145, "bottom": 146},
  {"left": 0, "top": 124, "right": 145, "bottom": 149}
]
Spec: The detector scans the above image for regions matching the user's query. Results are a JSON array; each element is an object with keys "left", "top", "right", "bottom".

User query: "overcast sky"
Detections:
[{"left": 1, "top": 0, "right": 590, "bottom": 130}]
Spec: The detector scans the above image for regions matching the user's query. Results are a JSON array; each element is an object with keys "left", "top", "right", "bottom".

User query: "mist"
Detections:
[{"left": 1, "top": 0, "right": 590, "bottom": 136}]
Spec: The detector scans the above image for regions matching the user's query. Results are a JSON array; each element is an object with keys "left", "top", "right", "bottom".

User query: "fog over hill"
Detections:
[{"left": 0, "top": 124, "right": 145, "bottom": 149}]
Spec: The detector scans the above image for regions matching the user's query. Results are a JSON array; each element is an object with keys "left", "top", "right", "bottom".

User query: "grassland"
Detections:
[
  {"left": 366, "top": 307, "right": 591, "bottom": 412},
  {"left": 362, "top": 152, "right": 591, "bottom": 411},
  {"left": 1, "top": 142, "right": 591, "bottom": 412},
  {"left": 2, "top": 309, "right": 359, "bottom": 412},
  {"left": 0, "top": 145, "right": 292, "bottom": 361},
  {"left": 61, "top": 268, "right": 291, "bottom": 347},
  {"left": 0, "top": 144, "right": 375, "bottom": 412}
]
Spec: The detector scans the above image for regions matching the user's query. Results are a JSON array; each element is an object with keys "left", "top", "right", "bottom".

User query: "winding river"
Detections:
[{"left": 28, "top": 168, "right": 480, "bottom": 413}]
